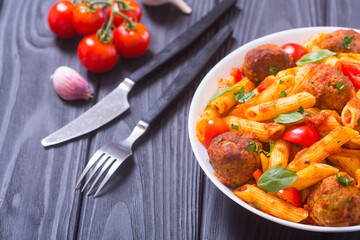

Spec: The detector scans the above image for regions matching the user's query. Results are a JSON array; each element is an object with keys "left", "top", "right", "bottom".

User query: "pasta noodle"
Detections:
[
  {"left": 234, "top": 184, "right": 308, "bottom": 223},
  {"left": 268, "top": 139, "right": 291, "bottom": 168}
]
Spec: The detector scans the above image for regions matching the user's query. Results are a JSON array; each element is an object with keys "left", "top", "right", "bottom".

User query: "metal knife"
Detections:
[{"left": 41, "top": 0, "right": 236, "bottom": 147}]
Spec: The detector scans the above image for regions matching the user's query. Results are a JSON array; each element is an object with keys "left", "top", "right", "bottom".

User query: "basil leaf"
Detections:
[
  {"left": 336, "top": 80, "right": 344, "bottom": 91},
  {"left": 231, "top": 124, "right": 239, "bottom": 131},
  {"left": 247, "top": 141, "right": 259, "bottom": 152},
  {"left": 207, "top": 85, "right": 238, "bottom": 105},
  {"left": 296, "top": 50, "right": 337, "bottom": 66},
  {"left": 269, "top": 140, "right": 275, "bottom": 153},
  {"left": 257, "top": 167, "right": 297, "bottom": 192},
  {"left": 269, "top": 66, "right": 280, "bottom": 76},
  {"left": 298, "top": 106, "right": 309, "bottom": 116},
  {"left": 234, "top": 87, "right": 255, "bottom": 103},
  {"left": 341, "top": 35, "right": 355, "bottom": 49},
  {"left": 280, "top": 91, "right": 287, "bottom": 98},
  {"left": 335, "top": 173, "right": 354, "bottom": 186},
  {"left": 274, "top": 112, "right": 304, "bottom": 123}
]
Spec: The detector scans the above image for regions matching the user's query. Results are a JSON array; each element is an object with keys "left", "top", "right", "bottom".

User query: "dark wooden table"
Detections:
[{"left": 1, "top": 0, "right": 360, "bottom": 239}]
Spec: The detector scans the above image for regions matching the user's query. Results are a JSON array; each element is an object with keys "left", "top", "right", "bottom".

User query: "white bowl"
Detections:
[{"left": 188, "top": 26, "right": 360, "bottom": 232}]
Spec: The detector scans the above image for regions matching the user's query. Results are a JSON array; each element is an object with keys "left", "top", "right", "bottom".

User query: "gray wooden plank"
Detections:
[
  {"left": 0, "top": 0, "right": 94, "bottom": 239},
  {"left": 75, "top": 0, "right": 229, "bottom": 239}
]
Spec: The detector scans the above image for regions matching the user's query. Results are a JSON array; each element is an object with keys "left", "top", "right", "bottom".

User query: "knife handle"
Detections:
[
  {"left": 141, "top": 26, "right": 232, "bottom": 127},
  {"left": 128, "top": 0, "right": 236, "bottom": 84}
]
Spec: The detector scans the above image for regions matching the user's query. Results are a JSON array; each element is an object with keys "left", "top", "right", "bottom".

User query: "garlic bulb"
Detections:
[{"left": 51, "top": 66, "right": 93, "bottom": 100}]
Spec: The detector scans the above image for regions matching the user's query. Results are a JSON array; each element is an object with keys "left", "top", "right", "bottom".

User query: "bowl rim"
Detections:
[{"left": 188, "top": 26, "right": 360, "bottom": 232}]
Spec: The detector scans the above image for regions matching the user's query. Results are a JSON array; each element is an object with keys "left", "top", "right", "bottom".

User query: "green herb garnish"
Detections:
[
  {"left": 341, "top": 35, "right": 355, "bottom": 49},
  {"left": 231, "top": 124, "right": 239, "bottom": 131},
  {"left": 296, "top": 50, "right": 337, "bottom": 66},
  {"left": 274, "top": 112, "right": 304, "bottom": 124},
  {"left": 257, "top": 167, "right": 298, "bottom": 192},
  {"left": 251, "top": 202, "right": 261, "bottom": 209},
  {"left": 336, "top": 80, "right": 344, "bottom": 91},
  {"left": 269, "top": 140, "right": 275, "bottom": 153},
  {"left": 234, "top": 87, "right": 255, "bottom": 103},
  {"left": 298, "top": 106, "right": 309, "bottom": 116},
  {"left": 335, "top": 173, "right": 354, "bottom": 186},
  {"left": 348, "top": 197, "right": 353, "bottom": 202},
  {"left": 279, "top": 79, "right": 284, "bottom": 84},
  {"left": 207, "top": 85, "right": 238, "bottom": 105},
  {"left": 269, "top": 66, "right": 280, "bottom": 76},
  {"left": 247, "top": 141, "right": 259, "bottom": 152},
  {"left": 280, "top": 91, "right": 287, "bottom": 98}
]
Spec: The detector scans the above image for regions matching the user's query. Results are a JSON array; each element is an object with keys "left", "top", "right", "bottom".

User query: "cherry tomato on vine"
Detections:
[
  {"left": 106, "top": 0, "right": 142, "bottom": 27},
  {"left": 77, "top": 34, "right": 118, "bottom": 73},
  {"left": 72, "top": 4, "right": 105, "bottom": 35},
  {"left": 113, "top": 22, "right": 150, "bottom": 58},
  {"left": 341, "top": 62, "right": 360, "bottom": 89},
  {"left": 203, "top": 118, "right": 229, "bottom": 148},
  {"left": 281, "top": 43, "right": 308, "bottom": 62},
  {"left": 282, "top": 124, "right": 320, "bottom": 147},
  {"left": 47, "top": 0, "right": 77, "bottom": 38},
  {"left": 277, "top": 187, "right": 302, "bottom": 208}
]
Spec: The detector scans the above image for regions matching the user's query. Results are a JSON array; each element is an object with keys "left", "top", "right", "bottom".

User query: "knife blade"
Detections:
[{"left": 41, "top": 0, "right": 237, "bottom": 147}]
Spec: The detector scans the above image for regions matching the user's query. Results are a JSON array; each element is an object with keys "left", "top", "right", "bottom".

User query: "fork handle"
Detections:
[{"left": 141, "top": 25, "right": 232, "bottom": 127}]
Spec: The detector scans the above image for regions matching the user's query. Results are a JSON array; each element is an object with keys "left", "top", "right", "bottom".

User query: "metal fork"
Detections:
[{"left": 76, "top": 26, "right": 232, "bottom": 197}]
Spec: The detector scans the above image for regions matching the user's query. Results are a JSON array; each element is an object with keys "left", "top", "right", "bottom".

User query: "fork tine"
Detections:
[
  {"left": 93, "top": 160, "right": 122, "bottom": 198},
  {"left": 81, "top": 154, "right": 109, "bottom": 192},
  {"left": 86, "top": 157, "right": 116, "bottom": 196},
  {"left": 76, "top": 150, "right": 104, "bottom": 188}
]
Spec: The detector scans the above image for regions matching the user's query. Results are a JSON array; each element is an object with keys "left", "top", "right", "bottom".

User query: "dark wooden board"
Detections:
[{"left": 0, "top": 0, "right": 360, "bottom": 239}]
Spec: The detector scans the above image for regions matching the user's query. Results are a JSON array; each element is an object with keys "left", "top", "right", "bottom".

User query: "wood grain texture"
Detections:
[{"left": 1, "top": 0, "right": 360, "bottom": 239}]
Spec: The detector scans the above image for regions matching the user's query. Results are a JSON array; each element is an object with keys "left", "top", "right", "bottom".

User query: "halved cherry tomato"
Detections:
[
  {"left": 47, "top": 0, "right": 77, "bottom": 38},
  {"left": 257, "top": 77, "right": 275, "bottom": 93},
  {"left": 77, "top": 34, "right": 118, "bottom": 73},
  {"left": 113, "top": 23, "right": 150, "bottom": 58},
  {"left": 203, "top": 118, "right": 229, "bottom": 148},
  {"left": 341, "top": 62, "right": 360, "bottom": 89},
  {"left": 282, "top": 124, "right": 320, "bottom": 147},
  {"left": 230, "top": 68, "right": 242, "bottom": 83},
  {"left": 281, "top": 43, "right": 308, "bottom": 62},
  {"left": 253, "top": 169, "right": 262, "bottom": 184},
  {"left": 277, "top": 187, "right": 301, "bottom": 208},
  {"left": 72, "top": 4, "right": 105, "bottom": 35},
  {"left": 106, "top": 0, "right": 142, "bottom": 27}
]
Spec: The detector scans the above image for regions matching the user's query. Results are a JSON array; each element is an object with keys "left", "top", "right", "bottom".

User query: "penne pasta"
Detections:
[
  {"left": 356, "top": 169, "right": 360, "bottom": 188},
  {"left": 288, "top": 126, "right": 359, "bottom": 172},
  {"left": 290, "top": 163, "right": 339, "bottom": 191},
  {"left": 196, "top": 106, "right": 220, "bottom": 142},
  {"left": 268, "top": 139, "right": 291, "bottom": 168},
  {"left": 327, "top": 148, "right": 360, "bottom": 178},
  {"left": 210, "top": 77, "right": 256, "bottom": 114},
  {"left": 245, "top": 92, "right": 316, "bottom": 122},
  {"left": 224, "top": 116, "right": 285, "bottom": 142},
  {"left": 302, "top": 33, "right": 328, "bottom": 52},
  {"left": 317, "top": 114, "right": 342, "bottom": 137},
  {"left": 289, "top": 64, "right": 315, "bottom": 95},
  {"left": 341, "top": 96, "right": 360, "bottom": 128},
  {"left": 260, "top": 153, "right": 269, "bottom": 173},
  {"left": 234, "top": 184, "right": 308, "bottom": 223}
]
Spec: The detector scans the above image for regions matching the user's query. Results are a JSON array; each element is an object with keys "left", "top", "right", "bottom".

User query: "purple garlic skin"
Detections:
[{"left": 52, "top": 66, "right": 93, "bottom": 100}]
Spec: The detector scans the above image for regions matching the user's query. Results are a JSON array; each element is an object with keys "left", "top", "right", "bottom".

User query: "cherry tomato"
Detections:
[
  {"left": 257, "top": 77, "right": 275, "bottom": 93},
  {"left": 106, "top": 0, "right": 142, "bottom": 27},
  {"left": 47, "top": 0, "right": 77, "bottom": 38},
  {"left": 72, "top": 4, "right": 104, "bottom": 35},
  {"left": 203, "top": 118, "right": 229, "bottom": 148},
  {"left": 253, "top": 169, "right": 262, "bottom": 184},
  {"left": 113, "top": 23, "right": 150, "bottom": 58},
  {"left": 281, "top": 43, "right": 308, "bottom": 62},
  {"left": 341, "top": 62, "right": 360, "bottom": 89},
  {"left": 230, "top": 68, "right": 242, "bottom": 83},
  {"left": 277, "top": 187, "right": 302, "bottom": 208},
  {"left": 282, "top": 124, "right": 320, "bottom": 147},
  {"left": 77, "top": 34, "right": 118, "bottom": 73}
]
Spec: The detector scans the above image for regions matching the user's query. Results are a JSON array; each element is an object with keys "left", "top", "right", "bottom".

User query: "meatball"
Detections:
[
  {"left": 305, "top": 172, "right": 360, "bottom": 226},
  {"left": 240, "top": 44, "right": 295, "bottom": 83},
  {"left": 208, "top": 131, "right": 261, "bottom": 188},
  {"left": 320, "top": 29, "right": 360, "bottom": 53},
  {"left": 301, "top": 63, "right": 355, "bottom": 112}
]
